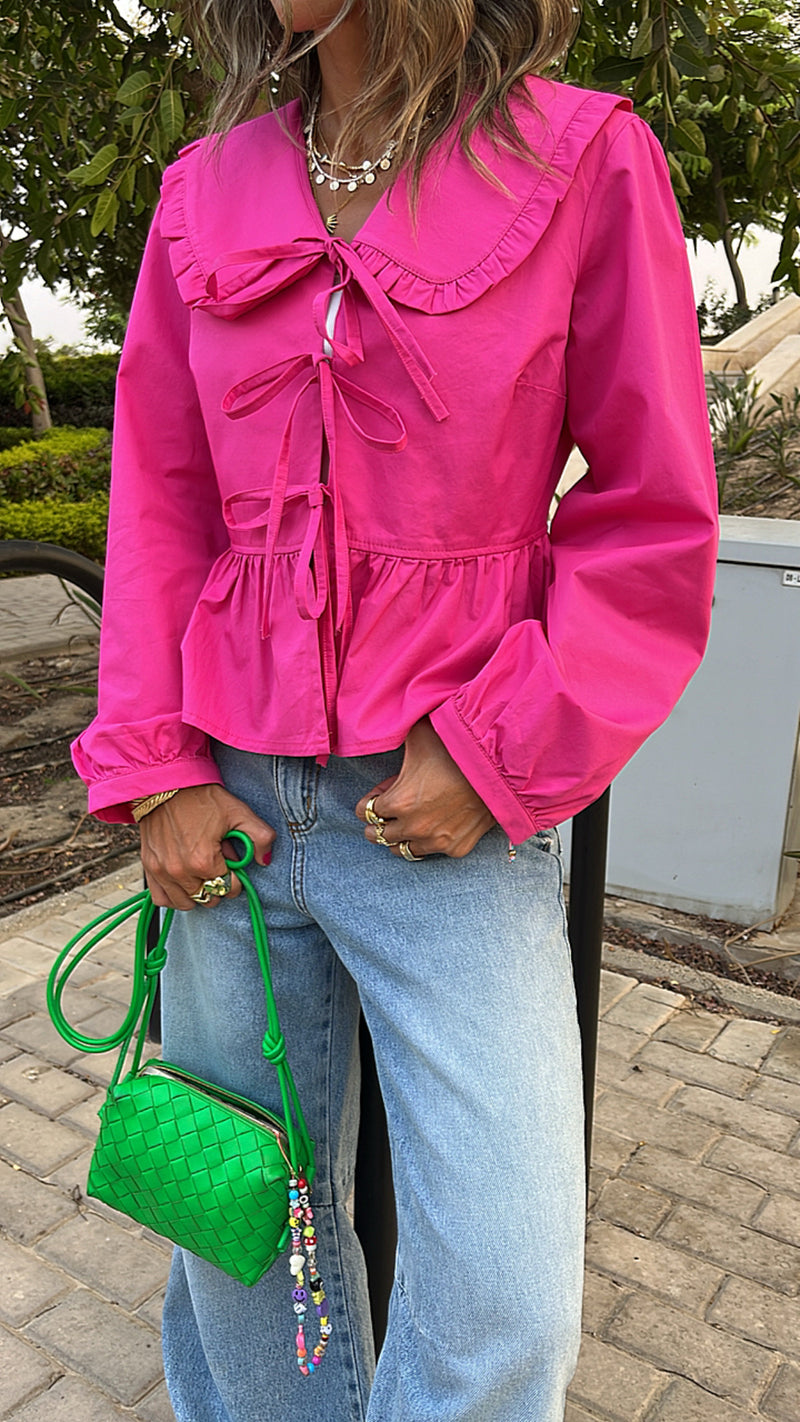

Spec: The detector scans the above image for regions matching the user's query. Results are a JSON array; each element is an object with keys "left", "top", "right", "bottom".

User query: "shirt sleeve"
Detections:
[
  {"left": 71, "top": 198, "right": 228, "bottom": 822},
  {"left": 430, "top": 112, "right": 719, "bottom": 842}
]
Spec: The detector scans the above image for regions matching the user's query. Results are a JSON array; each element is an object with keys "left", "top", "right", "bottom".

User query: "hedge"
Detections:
[
  {"left": 0, "top": 428, "right": 111, "bottom": 502},
  {"left": 0, "top": 352, "right": 119, "bottom": 429},
  {"left": 0, "top": 496, "right": 109, "bottom": 563},
  {"left": 0, "top": 428, "right": 30, "bottom": 452}
]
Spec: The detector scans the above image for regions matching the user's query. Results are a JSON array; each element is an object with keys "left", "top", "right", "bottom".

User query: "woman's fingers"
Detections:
[
  {"left": 357, "top": 719, "right": 495, "bottom": 859},
  {"left": 140, "top": 784, "right": 277, "bottom": 911}
]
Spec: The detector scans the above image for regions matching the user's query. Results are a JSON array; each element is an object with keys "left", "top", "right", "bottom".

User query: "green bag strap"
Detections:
[{"left": 46, "top": 830, "right": 313, "bottom": 1176}]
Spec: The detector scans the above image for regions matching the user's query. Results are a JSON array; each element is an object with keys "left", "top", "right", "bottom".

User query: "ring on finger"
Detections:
[
  {"left": 398, "top": 841, "right": 424, "bottom": 862},
  {"left": 373, "top": 827, "right": 392, "bottom": 848},
  {"left": 364, "top": 796, "right": 386, "bottom": 830},
  {"left": 190, "top": 872, "right": 232, "bottom": 905}
]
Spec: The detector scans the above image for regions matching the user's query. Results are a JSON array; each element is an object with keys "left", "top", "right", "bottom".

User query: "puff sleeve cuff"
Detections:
[{"left": 431, "top": 113, "right": 719, "bottom": 841}]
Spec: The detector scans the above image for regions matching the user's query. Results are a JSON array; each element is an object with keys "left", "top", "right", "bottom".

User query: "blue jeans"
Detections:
[{"left": 160, "top": 746, "right": 585, "bottom": 1422}]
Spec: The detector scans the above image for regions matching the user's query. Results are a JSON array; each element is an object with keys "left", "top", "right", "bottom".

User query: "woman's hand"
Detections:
[
  {"left": 355, "top": 718, "right": 496, "bottom": 860},
  {"left": 139, "top": 784, "right": 276, "bottom": 911}
]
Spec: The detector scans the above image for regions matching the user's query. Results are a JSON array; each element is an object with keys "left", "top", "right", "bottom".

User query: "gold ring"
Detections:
[
  {"left": 399, "top": 841, "right": 424, "bottom": 861},
  {"left": 364, "top": 796, "right": 386, "bottom": 829},
  {"left": 190, "top": 872, "right": 232, "bottom": 905},
  {"left": 373, "top": 827, "right": 392, "bottom": 848}
]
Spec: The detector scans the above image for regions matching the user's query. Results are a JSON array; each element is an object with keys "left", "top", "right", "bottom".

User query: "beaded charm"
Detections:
[{"left": 288, "top": 1175, "right": 330, "bottom": 1374}]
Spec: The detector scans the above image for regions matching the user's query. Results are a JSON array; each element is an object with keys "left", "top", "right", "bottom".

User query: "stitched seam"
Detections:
[
  {"left": 449, "top": 702, "right": 537, "bottom": 823},
  {"left": 346, "top": 529, "right": 548, "bottom": 558}
]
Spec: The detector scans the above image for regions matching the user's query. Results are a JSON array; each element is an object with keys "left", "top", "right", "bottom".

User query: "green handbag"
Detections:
[{"left": 47, "top": 831, "right": 330, "bottom": 1375}]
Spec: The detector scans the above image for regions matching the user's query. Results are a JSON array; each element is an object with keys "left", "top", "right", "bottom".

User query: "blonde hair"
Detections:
[{"left": 180, "top": 0, "right": 579, "bottom": 185}]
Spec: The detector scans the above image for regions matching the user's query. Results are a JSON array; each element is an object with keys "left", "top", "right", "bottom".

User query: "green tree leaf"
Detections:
[
  {"left": 159, "top": 88, "right": 185, "bottom": 142},
  {"left": 67, "top": 142, "right": 119, "bottom": 188}
]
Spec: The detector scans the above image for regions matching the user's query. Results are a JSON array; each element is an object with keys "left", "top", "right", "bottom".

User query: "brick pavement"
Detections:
[
  {"left": 0, "top": 575, "right": 98, "bottom": 664},
  {"left": 1, "top": 869, "right": 799, "bottom": 1421}
]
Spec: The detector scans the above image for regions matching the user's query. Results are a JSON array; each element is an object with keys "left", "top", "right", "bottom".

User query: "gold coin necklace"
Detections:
[{"left": 304, "top": 95, "right": 396, "bottom": 234}]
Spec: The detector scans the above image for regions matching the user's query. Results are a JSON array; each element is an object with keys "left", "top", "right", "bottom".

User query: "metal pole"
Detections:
[
  {"left": 354, "top": 1018, "right": 396, "bottom": 1353},
  {"left": 355, "top": 790, "right": 612, "bottom": 1351},
  {"left": 567, "top": 787, "right": 611, "bottom": 1181}
]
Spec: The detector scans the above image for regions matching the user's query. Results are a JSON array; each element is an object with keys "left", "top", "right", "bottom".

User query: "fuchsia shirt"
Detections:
[{"left": 73, "top": 78, "right": 718, "bottom": 842}]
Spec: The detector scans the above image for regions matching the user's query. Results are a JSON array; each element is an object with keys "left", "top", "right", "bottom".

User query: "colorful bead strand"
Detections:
[{"left": 288, "top": 1175, "right": 330, "bottom": 1374}]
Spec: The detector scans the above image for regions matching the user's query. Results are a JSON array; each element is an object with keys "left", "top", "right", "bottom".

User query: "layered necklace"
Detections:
[{"left": 304, "top": 93, "right": 397, "bottom": 233}]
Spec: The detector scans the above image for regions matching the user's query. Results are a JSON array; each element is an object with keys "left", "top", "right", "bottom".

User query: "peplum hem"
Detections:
[{"left": 178, "top": 535, "right": 549, "bottom": 764}]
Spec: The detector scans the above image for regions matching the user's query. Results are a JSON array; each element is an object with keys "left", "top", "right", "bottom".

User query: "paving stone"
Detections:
[
  {"left": 0, "top": 1157, "right": 77, "bottom": 1244},
  {"left": 568, "top": 1332, "right": 664, "bottom": 1421},
  {"left": 585, "top": 1221, "right": 723, "bottom": 1311},
  {"left": 597, "top": 1023, "right": 651, "bottom": 1060},
  {"left": 595, "top": 1055, "right": 680, "bottom": 1107},
  {"left": 0, "top": 1101, "right": 85, "bottom": 1174},
  {"left": 21, "top": 916, "right": 104, "bottom": 951},
  {"left": 595, "top": 1178, "right": 672, "bottom": 1237},
  {"left": 762, "top": 1027, "right": 800, "bottom": 1084},
  {"left": 653, "top": 1011, "right": 725, "bottom": 1053},
  {"left": 38, "top": 1212, "right": 170, "bottom": 1308},
  {"left": 752, "top": 1192, "right": 800, "bottom": 1249},
  {"left": 646, "top": 1376, "right": 765, "bottom": 1421},
  {"left": 602, "top": 984, "right": 683, "bottom": 1036},
  {"left": 637, "top": 1040, "right": 755, "bottom": 1097},
  {"left": 0, "top": 1326, "right": 59, "bottom": 1414},
  {"left": 24, "top": 1288, "right": 163, "bottom": 1406},
  {"left": 622, "top": 1144, "right": 765, "bottom": 1223},
  {"left": 59, "top": 1089, "right": 104, "bottom": 1138},
  {"left": 708, "top": 1019, "right": 781, "bottom": 1069},
  {"left": 604, "top": 1292, "right": 773, "bottom": 1404},
  {"left": 0, "top": 1235, "right": 73, "bottom": 1326},
  {"left": 0, "top": 936, "right": 57, "bottom": 976},
  {"left": 134, "top": 1380, "right": 177, "bottom": 1422},
  {"left": 4, "top": 1012, "right": 86, "bottom": 1068},
  {"left": 707, "top": 1274, "right": 800, "bottom": 1358},
  {"left": 0, "top": 1053, "right": 95, "bottom": 1117},
  {"left": 747, "top": 1073, "right": 800, "bottom": 1119},
  {"left": 0, "top": 1037, "right": 20, "bottom": 1064},
  {"left": 0, "top": 960, "right": 38, "bottom": 997},
  {"left": 10, "top": 1375, "right": 132, "bottom": 1422},
  {"left": 45, "top": 1143, "right": 93, "bottom": 1199},
  {"left": 565, "top": 1405, "right": 600, "bottom": 1422},
  {"left": 136, "top": 1287, "right": 166, "bottom": 1334},
  {"left": 581, "top": 1269, "right": 628, "bottom": 1335},
  {"left": 590, "top": 1126, "right": 638, "bottom": 1175},
  {"left": 599, "top": 971, "right": 638, "bottom": 1015},
  {"left": 669, "top": 1085, "right": 796, "bottom": 1150},
  {"left": 658, "top": 1201, "right": 800, "bottom": 1295},
  {"left": 594, "top": 1091, "right": 719, "bottom": 1159},
  {"left": 3, "top": 978, "right": 48, "bottom": 1014},
  {"left": 0, "top": 994, "right": 31, "bottom": 1030},
  {"left": 760, "top": 1362, "right": 800, "bottom": 1421},
  {"left": 706, "top": 1134, "right": 800, "bottom": 1197}
]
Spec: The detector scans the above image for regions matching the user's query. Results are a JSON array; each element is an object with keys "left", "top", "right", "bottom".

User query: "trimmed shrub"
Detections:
[
  {"left": 0, "top": 428, "right": 111, "bottom": 502},
  {"left": 0, "top": 496, "right": 109, "bottom": 563},
  {"left": 0, "top": 428, "right": 31, "bottom": 452},
  {"left": 0, "top": 351, "right": 119, "bottom": 428}
]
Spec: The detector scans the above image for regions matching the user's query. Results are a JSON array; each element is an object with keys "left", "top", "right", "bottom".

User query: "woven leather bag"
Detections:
[{"left": 47, "top": 832, "right": 314, "bottom": 1292}]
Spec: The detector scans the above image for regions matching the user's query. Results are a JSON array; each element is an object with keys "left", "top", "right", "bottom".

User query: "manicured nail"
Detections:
[{"left": 261, "top": 851, "right": 272, "bottom": 866}]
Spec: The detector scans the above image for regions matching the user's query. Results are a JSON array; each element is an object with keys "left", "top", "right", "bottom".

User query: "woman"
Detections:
[{"left": 73, "top": 0, "right": 718, "bottom": 1417}]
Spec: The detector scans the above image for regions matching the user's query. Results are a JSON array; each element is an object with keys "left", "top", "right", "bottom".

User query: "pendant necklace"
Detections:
[{"left": 304, "top": 94, "right": 396, "bottom": 234}]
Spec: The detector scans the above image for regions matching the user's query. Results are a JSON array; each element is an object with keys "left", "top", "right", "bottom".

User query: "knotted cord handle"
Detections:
[{"left": 46, "top": 832, "right": 313, "bottom": 1175}]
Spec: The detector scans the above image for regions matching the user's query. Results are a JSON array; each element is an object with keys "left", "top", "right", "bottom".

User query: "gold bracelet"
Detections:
[{"left": 131, "top": 789, "right": 180, "bottom": 823}]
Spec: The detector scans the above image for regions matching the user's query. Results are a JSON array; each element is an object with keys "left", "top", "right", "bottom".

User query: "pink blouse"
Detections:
[{"left": 73, "top": 77, "right": 718, "bottom": 843}]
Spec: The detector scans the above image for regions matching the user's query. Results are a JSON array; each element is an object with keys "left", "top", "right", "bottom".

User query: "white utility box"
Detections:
[{"left": 560, "top": 517, "right": 800, "bottom": 927}]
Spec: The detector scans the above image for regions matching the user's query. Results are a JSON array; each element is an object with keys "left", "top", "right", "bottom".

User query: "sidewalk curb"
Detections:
[{"left": 602, "top": 941, "right": 800, "bottom": 1025}]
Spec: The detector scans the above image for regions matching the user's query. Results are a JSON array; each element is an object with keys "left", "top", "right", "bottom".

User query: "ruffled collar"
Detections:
[{"left": 159, "top": 77, "right": 631, "bottom": 316}]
